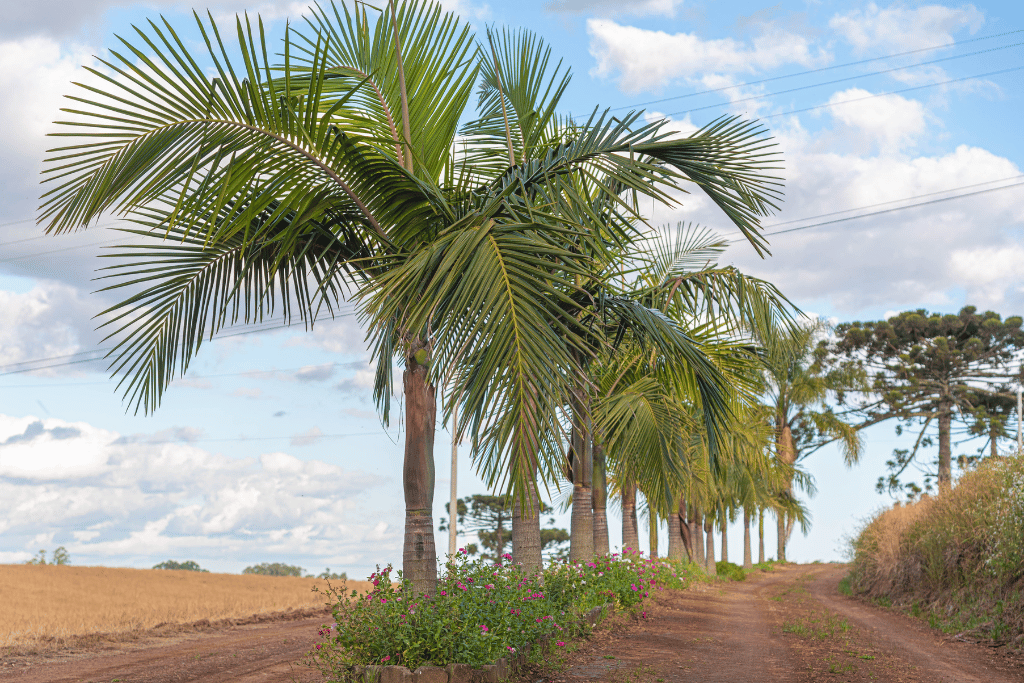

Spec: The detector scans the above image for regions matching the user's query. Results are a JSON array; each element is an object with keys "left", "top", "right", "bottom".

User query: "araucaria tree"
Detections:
[
  {"left": 39, "top": 1, "right": 784, "bottom": 594},
  {"left": 825, "top": 307, "right": 1024, "bottom": 495}
]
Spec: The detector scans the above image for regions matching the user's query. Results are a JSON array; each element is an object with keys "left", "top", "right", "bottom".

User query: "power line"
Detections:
[
  {"left": 721, "top": 174, "right": 1024, "bottom": 237},
  {"left": 726, "top": 180, "right": 1024, "bottom": 244},
  {"left": 0, "top": 220, "right": 123, "bottom": 247},
  {"left": 612, "top": 27, "right": 1024, "bottom": 112},
  {"left": 661, "top": 42, "right": 1024, "bottom": 117},
  {"left": 123, "top": 430, "right": 384, "bottom": 445},
  {"left": 0, "top": 312, "right": 355, "bottom": 379},
  {"left": 748, "top": 65, "right": 1024, "bottom": 121}
]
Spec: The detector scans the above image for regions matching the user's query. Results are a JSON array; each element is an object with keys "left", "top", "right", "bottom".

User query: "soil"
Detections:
[
  {"left": 4, "top": 564, "right": 1023, "bottom": 683},
  {"left": 552, "top": 563, "right": 1024, "bottom": 683}
]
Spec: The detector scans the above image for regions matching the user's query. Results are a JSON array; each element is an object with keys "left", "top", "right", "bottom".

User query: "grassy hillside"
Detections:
[
  {"left": 0, "top": 564, "right": 369, "bottom": 652},
  {"left": 847, "top": 454, "right": 1024, "bottom": 646}
]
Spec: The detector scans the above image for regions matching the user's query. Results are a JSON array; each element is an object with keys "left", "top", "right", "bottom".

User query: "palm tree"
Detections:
[
  {"left": 762, "top": 319, "right": 862, "bottom": 562},
  {"left": 39, "top": 1, "right": 784, "bottom": 594}
]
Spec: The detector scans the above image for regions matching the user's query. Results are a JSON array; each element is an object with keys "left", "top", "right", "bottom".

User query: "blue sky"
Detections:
[{"left": 0, "top": 0, "right": 1022, "bottom": 576}]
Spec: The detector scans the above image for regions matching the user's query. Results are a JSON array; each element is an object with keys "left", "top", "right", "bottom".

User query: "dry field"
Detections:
[{"left": 0, "top": 564, "right": 370, "bottom": 653}]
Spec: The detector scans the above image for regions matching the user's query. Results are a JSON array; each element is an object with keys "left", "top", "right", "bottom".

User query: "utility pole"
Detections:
[{"left": 449, "top": 403, "right": 458, "bottom": 559}]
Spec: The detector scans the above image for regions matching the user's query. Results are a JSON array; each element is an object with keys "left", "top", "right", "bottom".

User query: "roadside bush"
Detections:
[
  {"left": 308, "top": 551, "right": 695, "bottom": 676},
  {"left": 716, "top": 561, "right": 746, "bottom": 581},
  {"left": 847, "top": 455, "right": 1024, "bottom": 646}
]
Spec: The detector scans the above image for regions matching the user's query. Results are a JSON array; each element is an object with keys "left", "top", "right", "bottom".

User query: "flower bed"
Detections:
[{"left": 307, "top": 550, "right": 697, "bottom": 681}]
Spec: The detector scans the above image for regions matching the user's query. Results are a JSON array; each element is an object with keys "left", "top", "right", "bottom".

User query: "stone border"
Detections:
[{"left": 345, "top": 603, "right": 615, "bottom": 683}]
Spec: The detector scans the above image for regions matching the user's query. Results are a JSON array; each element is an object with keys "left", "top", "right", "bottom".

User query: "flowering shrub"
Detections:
[{"left": 308, "top": 549, "right": 695, "bottom": 677}]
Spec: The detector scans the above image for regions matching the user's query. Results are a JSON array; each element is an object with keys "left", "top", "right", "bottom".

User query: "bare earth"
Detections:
[{"left": 5, "top": 564, "right": 1023, "bottom": 683}]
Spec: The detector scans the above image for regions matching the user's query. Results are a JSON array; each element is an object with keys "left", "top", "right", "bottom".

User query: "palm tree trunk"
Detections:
[
  {"left": 742, "top": 507, "right": 753, "bottom": 570},
  {"left": 569, "top": 388, "right": 594, "bottom": 563},
  {"left": 938, "top": 398, "right": 953, "bottom": 492},
  {"left": 776, "top": 510, "right": 787, "bottom": 563},
  {"left": 403, "top": 342, "right": 437, "bottom": 596},
  {"left": 758, "top": 509, "right": 765, "bottom": 564},
  {"left": 648, "top": 510, "right": 659, "bottom": 559},
  {"left": 692, "top": 507, "right": 705, "bottom": 569},
  {"left": 667, "top": 496, "right": 685, "bottom": 561},
  {"left": 512, "top": 464, "right": 542, "bottom": 573},
  {"left": 720, "top": 515, "right": 728, "bottom": 564},
  {"left": 704, "top": 516, "right": 716, "bottom": 576},
  {"left": 621, "top": 481, "right": 639, "bottom": 554},
  {"left": 592, "top": 441, "right": 610, "bottom": 556},
  {"left": 776, "top": 423, "right": 797, "bottom": 563}
]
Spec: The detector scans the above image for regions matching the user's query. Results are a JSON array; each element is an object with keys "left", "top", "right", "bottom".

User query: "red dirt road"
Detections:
[
  {"left": 561, "top": 563, "right": 1024, "bottom": 683},
  {"left": 0, "top": 615, "right": 328, "bottom": 683},
  {"left": 5, "top": 564, "right": 1022, "bottom": 683}
]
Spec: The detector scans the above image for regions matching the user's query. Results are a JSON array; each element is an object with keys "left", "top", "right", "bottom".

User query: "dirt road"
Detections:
[
  {"left": 562, "top": 563, "right": 1024, "bottom": 683},
  {"left": 5, "top": 564, "right": 1022, "bottom": 682},
  {"left": 0, "top": 614, "right": 327, "bottom": 683}
]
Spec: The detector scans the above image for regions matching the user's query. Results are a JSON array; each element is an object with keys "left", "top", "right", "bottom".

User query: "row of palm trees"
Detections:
[{"left": 39, "top": 0, "right": 856, "bottom": 594}]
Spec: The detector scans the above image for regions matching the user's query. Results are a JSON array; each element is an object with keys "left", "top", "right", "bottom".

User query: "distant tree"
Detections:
[
  {"left": 317, "top": 568, "right": 348, "bottom": 580},
  {"left": 153, "top": 560, "right": 208, "bottom": 572},
  {"left": 243, "top": 562, "right": 305, "bottom": 577},
  {"left": 440, "top": 494, "right": 568, "bottom": 563},
  {"left": 26, "top": 547, "right": 71, "bottom": 565},
  {"left": 825, "top": 306, "right": 1024, "bottom": 495}
]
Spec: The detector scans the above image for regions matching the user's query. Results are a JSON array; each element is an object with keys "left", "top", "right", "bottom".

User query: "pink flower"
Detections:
[
  {"left": 485, "top": 584, "right": 494, "bottom": 590},
  {"left": 382, "top": 655, "right": 391, "bottom": 662},
  {"left": 440, "top": 590, "right": 447, "bottom": 596},
  {"left": 316, "top": 644, "right": 322, "bottom": 650},
  {"left": 381, "top": 598, "right": 388, "bottom": 603},
  {"left": 556, "top": 641, "right": 566, "bottom": 647},
  {"left": 507, "top": 646, "right": 516, "bottom": 653},
  {"left": 480, "top": 624, "right": 489, "bottom": 632}
]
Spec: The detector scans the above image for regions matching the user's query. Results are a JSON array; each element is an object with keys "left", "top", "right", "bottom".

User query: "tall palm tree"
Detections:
[
  {"left": 39, "top": 1, "right": 784, "bottom": 593},
  {"left": 762, "top": 319, "right": 861, "bottom": 561}
]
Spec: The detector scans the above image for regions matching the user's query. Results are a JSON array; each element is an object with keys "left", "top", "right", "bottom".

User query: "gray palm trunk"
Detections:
[
  {"left": 720, "top": 515, "right": 729, "bottom": 563},
  {"left": 667, "top": 500, "right": 685, "bottom": 561},
  {"left": 691, "top": 509, "right": 705, "bottom": 569},
  {"left": 758, "top": 509, "right": 766, "bottom": 564},
  {"left": 569, "top": 390, "right": 594, "bottom": 563},
  {"left": 403, "top": 345, "right": 438, "bottom": 596},
  {"left": 776, "top": 423, "right": 797, "bottom": 563},
  {"left": 592, "top": 442, "right": 610, "bottom": 556},
  {"left": 512, "top": 461, "right": 543, "bottom": 574},
  {"left": 648, "top": 511, "right": 659, "bottom": 559},
  {"left": 704, "top": 516, "right": 716, "bottom": 575},
  {"left": 621, "top": 482, "right": 640, "bottom": 553},
  {"left": 742, "top": 507, "right": 753, "bottom": 570}
]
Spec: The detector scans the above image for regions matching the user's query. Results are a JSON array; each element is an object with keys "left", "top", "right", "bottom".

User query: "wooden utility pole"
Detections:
[{"left": 449, "top": 404, "right": 458, "bottom": 559}]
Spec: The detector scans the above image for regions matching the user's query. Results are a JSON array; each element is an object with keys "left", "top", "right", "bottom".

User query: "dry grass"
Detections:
[
  {"left": 0, "top": 564, "right": 373, "bottom": 652},
  {"left": 848, "top": 456, "right": 1024, "bottom": 646}
]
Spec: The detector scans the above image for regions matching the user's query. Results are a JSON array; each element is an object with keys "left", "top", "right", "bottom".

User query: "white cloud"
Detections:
[
  {"left": 0, "top": 282, "right": 100, "bottom": 369},
  {"left": 587, "top": 19, "right": 826, "bottom": 94},
  {"left": 824, "top": 88, "right": 929, "bottom": 153},
  {"left": 295, "top": 364, "right": 336, "bottom": 382},
  {"left": 546, "top": 0, "right": 682, "bottom": 18},
  {"left": 0, "top": 413, "right": 396, "bottom": 570},
  {"left": 651, "top": 110, "right": 1024, "bottom": 315},
  {"left": 829, "top": 2, "right": 984, "bottom": 53},
  {"left": 950, "top": 244, "right": 1024, "bottom": 306}
]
